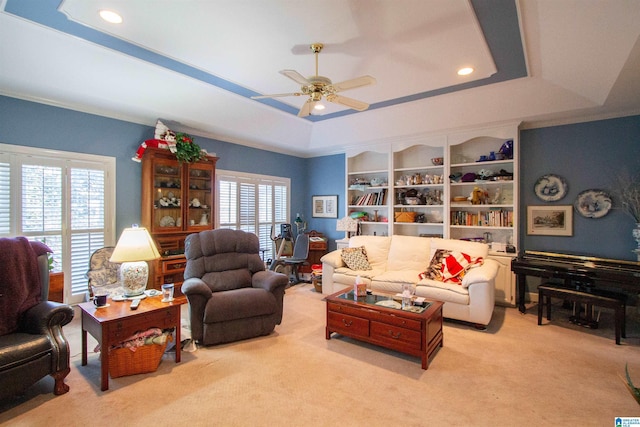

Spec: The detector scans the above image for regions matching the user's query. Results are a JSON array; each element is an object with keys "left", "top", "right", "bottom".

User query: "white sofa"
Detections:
[{"left": 321, "top": 235, "right": 498, "bottom": 327}]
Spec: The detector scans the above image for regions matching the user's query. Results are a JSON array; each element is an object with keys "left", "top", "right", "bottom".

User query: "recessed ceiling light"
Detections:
[
  {"left": 99, "top": 10, "right": 123, "bottom": 24},
  {"left": 457, "top": 67, "right": 474, "bottom": 76},
  {"left": 314, "top": 103, "right": 325, "bottom": 111}
]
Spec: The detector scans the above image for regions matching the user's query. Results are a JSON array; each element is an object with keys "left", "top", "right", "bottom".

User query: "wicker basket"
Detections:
[
  {"left": 109, "top": 335, "right": 172, "bottom": 378},
  {"left": 394, "top": 211, "right": 416, "bottom": 223}
]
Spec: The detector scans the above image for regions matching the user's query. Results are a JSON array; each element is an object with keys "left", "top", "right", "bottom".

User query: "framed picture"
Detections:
[
  {"left": 527, "top": 205, "right": 573, "bottom": 236},
  {"left": 312, "top": 195, "right": 338, "bottom": 218}
]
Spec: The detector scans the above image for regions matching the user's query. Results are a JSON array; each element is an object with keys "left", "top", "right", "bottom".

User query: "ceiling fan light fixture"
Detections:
[
  {"left": 257, "top": 42, "right": 375, "bottom": 117},
  {"left": 457, "top": 67, "right": 474, "bottom": 76},
  {"left": 99, "top": 10, "right": 123, "bottom": 24}
]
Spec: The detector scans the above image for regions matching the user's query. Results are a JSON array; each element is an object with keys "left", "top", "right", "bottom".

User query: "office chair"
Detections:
[{"left": 276, "top": 234, "right": 309, "bottom": 284}]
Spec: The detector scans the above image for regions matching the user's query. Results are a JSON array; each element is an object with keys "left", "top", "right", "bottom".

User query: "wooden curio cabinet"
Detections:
[{"left": 141, "top": 147, "right": 218, "bottom": 295}]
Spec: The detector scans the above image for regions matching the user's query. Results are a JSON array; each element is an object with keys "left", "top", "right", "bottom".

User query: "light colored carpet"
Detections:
[{"left": 1, "top": 283, "right": 639, "bottom": 426}]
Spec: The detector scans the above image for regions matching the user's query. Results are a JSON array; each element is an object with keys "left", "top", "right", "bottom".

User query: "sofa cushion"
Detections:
[
  {"left": 341, "top": 247, "right": 372, "bottom": 270},
  {"left": 371, "top": 270, "right": 423, "bottom": 294},
  {"left": 349, "top": 236, "right": 391, "bottom": 270},
  {"left": 429, "top": 238, "right": 488, "bottom": 259},
  {"left": 416, "top": 279, "right": 470, "bottom": 305},
  {"left": 203, "top": 288, "right": 276, "bottom": 323},
  {"left": 386, "top": 235, "right": 431, "bottom": 271},
  {"left": 334, "top": 267, "right": 384, "bottom": 285}
]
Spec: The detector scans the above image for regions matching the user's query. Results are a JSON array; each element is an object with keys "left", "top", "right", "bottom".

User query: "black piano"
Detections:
[{"left": 511, "top": 250, "right": 640, "bottom": 313}]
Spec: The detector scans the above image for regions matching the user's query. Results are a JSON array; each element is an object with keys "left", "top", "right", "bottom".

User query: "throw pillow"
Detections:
[
  {"left": 440, "top": 251, "right": 484, "bottom": 284},
  {"left": 419, "top": 249, "right": 451, "bottom": 281},
  {"left": 341, "top": 246, "right": 372, "bottom": 271}
]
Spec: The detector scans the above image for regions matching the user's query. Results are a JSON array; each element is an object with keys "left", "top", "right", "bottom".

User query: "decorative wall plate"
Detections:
[
  {"left": 574, "top": 189, "right": 612, "bottom": 218},
  {"left": 534, "top": 174, "right": 568, "bottom": 202}
]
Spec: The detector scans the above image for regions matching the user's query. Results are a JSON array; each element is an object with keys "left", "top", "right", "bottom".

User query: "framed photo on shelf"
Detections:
[
  {"left": 527, "top": 205, "right": 573, "bottom": 236},
  {"left": 312, "top": 195, "right": 338, "bottom": 218}
]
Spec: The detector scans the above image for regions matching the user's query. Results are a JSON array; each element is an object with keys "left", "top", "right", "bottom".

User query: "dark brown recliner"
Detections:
[
  {"left": 182, "top": 229, "right": 289, "bottom": 346},
  {"left": 0, "top": 237, "right": 75, "bottom": 400}
]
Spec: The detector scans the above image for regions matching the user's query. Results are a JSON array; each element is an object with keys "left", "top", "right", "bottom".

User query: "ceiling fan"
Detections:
[{"left": 251, "top": 43, "right": 376, "bottom": 117}]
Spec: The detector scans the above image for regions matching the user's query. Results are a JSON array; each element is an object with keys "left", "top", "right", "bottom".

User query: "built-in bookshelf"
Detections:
[{"left": 343, "top": 123, "right": 520, "bottom": 305}]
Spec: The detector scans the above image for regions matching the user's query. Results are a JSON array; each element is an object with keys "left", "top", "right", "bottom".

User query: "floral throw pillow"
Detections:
[{"left": 341, "top": 246, "right": 372, "bottom": 271}]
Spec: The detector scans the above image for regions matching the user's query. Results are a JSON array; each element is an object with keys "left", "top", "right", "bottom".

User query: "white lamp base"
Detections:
[{"left": 120, "top": 261, "right": 149, "bottom": 297}]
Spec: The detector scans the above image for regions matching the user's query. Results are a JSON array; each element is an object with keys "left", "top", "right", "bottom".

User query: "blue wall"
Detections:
[
  {"left": 0, "top": 95, "right": 306, "bottom": 237},
  {"left": 306, "top": 153, "right": 345, "bottom": 250},
  {"left": 520, "top": 116, "right": 640, "bottom": 261},
  {"left": 2, "top": 95, "right": 639, "bottom": 260}
]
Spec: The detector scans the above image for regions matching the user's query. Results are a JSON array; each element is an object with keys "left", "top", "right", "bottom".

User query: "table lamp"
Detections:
[
  {"left": 336, "top": 216, "right": 359, "bottom": 239},
  {"left": 109, "top": 225, "right": 161, "bottom": 297}
]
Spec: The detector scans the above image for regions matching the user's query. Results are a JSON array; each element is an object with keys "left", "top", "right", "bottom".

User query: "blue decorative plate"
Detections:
[
  {"left": 534, "top": 174, "right": 568, "bottom": 202},
  {"left": 574, "top": 189, "right": 612, "bottom": 218}
]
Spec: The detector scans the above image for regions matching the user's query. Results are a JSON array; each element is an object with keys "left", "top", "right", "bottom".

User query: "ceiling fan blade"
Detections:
[
  {"left": 251, "top": 92, "right": 302, "bottom": 99},
  {"left": 331, "top": 75, "right": 376, "bottom": 92},
  {"left": 279, "top": 70, "right": 311, "bottom": 86},
  {"left": 326, "top": 94, "right": 370, "bottom": 111},
  {"left": 297, "top": 100, "right": 314, "bottom": 117}
]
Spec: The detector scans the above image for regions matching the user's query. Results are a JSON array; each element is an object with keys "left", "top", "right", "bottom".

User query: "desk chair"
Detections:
[{"left": 275, "top": 234, "right": 310, "bottom": 284}]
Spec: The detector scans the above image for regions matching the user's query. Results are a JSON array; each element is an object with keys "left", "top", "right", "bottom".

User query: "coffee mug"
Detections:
[{"left": 93, "top": 294, "right": 108, "bottom": 307}]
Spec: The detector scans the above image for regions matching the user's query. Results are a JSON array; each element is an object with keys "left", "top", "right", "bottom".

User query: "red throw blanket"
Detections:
[{"left": 0, "top": 237, "right": 51, "bottom": 336}]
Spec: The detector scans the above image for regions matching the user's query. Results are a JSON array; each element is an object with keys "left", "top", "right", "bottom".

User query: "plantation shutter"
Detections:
[
  {"left": 0, "top": 162, "right": 11, "bottom": 234},
  {"left": 217, "top": 170, "right": 290, "bottom": 261},
  {"left": 0, "top": 144, "right": 115, "bottom": 304}
]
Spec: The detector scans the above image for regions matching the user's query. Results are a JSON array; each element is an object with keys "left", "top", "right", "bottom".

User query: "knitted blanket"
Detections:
[{"left": 0, "top": 237, "right": 51, "bottom": 336}]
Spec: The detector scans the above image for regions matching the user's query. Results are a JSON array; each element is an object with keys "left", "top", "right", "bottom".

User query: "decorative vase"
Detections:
[
  {"left": 199, "top": 213, "right": 208, "bottom": 225},
  {"left": 633, "top": 223, "right": 640, "bottom": 250}
]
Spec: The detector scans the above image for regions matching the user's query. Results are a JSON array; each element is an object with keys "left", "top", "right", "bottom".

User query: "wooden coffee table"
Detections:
[
  {"left": 326, "top": 288, "right": 443, "bottom": 369},
  {"left": 80, "top": 296, "right": 185, "bottom": 390}
]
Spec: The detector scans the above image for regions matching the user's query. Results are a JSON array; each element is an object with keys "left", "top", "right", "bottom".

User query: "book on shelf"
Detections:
[{"left": 450, "top": 209, "right": 513, "bottom": 227}]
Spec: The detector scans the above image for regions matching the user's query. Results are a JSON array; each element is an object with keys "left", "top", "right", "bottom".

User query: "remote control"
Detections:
[{"left": 130, "top": 299, "right": 141, "bottom": 310}]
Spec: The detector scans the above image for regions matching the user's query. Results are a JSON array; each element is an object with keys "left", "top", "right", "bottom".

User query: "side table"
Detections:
[{"left": 80, "top": 296, "right": 185, "bottom": 391}]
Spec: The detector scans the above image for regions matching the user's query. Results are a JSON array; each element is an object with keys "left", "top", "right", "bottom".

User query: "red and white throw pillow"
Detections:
[
  {"left": 441, "top": 251, "right": 483, "bottom": 283},
  {"left": 419, "top": 250, "right": 483, "bottom": 284}
]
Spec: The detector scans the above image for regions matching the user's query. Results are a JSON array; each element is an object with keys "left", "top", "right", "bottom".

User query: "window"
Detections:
[
  {"left": 0, "top": 143, "right": 116, "bottom": 304},
  {"left": 217, "top": 170, "right": 289, "bottom": 261}
]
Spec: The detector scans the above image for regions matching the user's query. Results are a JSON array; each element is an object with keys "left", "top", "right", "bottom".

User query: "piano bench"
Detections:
[{"left": 537, "top": 283, "right": 627, "bottom": 345}]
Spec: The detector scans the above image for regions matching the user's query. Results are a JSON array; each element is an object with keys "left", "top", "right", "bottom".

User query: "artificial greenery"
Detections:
[
  {"left": 174, "top": 132, "right": 205, "bottom": 163},
  {"left": 624, "top": 363, "right": 640, "bottom": 405},
  {"left": 611, "top": 170, "right": 640, "bottom": 222}
]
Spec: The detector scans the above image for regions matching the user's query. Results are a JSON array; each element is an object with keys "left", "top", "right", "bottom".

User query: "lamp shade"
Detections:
[
  {"left": 336, "top": 216, "right": 358, "bottom": 233},
  {"left": 110, "top": 226, "right": 160, "bottom": 263}
]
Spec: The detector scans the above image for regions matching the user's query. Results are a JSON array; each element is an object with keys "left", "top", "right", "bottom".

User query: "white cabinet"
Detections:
[{"left": 489, "top": 253, "right": 517, "bottom": 307}]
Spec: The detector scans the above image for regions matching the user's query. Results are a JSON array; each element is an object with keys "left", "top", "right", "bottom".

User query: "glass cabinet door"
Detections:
[
  {"left": 186, "top": 164, "right": 213, "bottom": 230},
  {"left": 152, "top": 160, "right": 183, "bottom": 233}
]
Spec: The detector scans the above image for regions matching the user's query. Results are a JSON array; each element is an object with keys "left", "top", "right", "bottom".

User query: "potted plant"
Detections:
[
  {"left": 174, "top": 132, "right": 205, "bottom": 163},
  {"left": 623, "top": 363, "right": 640, "bottom": 405}
]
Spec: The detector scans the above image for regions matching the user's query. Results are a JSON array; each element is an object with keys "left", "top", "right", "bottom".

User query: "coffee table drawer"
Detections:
[
  {"left": 327, "top": 302, "right": 373, "bottom": 319},
  {"left": 370, "top": 321, "right": 422, "bottom": 351},
  {"left": 327, "top": 311, "right": 369, "bottom": 337},
  {"left": 370, "top": 311, "right": 421, "bottom": 330}
]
